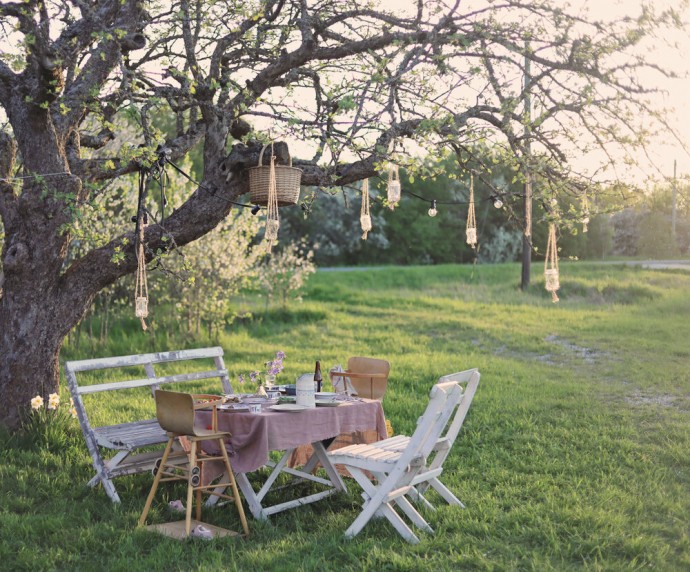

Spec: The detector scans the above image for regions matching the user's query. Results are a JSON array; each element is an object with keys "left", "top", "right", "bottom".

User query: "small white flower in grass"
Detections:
[
  {"left": 48, "top": 392, "right": 60, "bottom": 410},
  {"left": 30, "top": 395, "right": 44, "bottom": 410},
  {"left": 69, "top": 406, "right": 78, "bottom": 419}
]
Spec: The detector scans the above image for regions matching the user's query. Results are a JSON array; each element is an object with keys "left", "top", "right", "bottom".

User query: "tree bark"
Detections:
[{"left": 0, "top": 294, "right": 76, "bottom": 429}]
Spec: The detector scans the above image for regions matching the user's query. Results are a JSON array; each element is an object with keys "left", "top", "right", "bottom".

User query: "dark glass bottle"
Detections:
[{"left": 314, "top": 360, "right": 323, "bottom": 392}]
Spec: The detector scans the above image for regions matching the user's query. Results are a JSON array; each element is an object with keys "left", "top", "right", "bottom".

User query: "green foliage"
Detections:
[
  {"left": 478, "top": 226, "right": 522, "bottom": 263},
  {"left": 257, "top": 239, "right": 316, "bottom": 309},
  {"left": 637, "top": 211, "right": 679, "bottom": 258},
  {"left": 159, "top": 207, "right": 266, "bottom": 336},
  {"left": 609, "top": 182, "right": 690, "bottom": 258},
  {"left": 278, "top": 189, "right": 390, "bottom": 266},
  {"left": 64, "top": 157, "right": 316, "bottom": 339},
  {"left": 17, "top": 394, "right": 80, "bottom": 453},
  {"left": 583, "top": 214, "right": 614, "bottom": 260},
  {"left": 280, "top": 155, "right": 531, "bottom": 266},
  {"left": 612, "top": 208, "right": 640, "bottom": 256},
  {"left": 6, "top": 263, "right": 690, "bottom": 570}
]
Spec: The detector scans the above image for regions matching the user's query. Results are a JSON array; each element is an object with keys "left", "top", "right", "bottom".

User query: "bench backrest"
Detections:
[{"left": 65, "top": 347, "right": 232, "bottom": 429}]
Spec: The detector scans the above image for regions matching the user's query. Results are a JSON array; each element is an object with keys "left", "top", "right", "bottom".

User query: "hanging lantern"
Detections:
[
  {"left": 465, "top": 173, "right": 477, "bottom": 247},
  {"left": 135, "top": 296, "right": 148, "bottom": 319},
  {"left": 134, "top": 219, "right": 149, "bottom": 330},
  {"left": 387, "top": 163, "right": 401, "bottom": 210},
  {"left": 360, "top": 178, "right": 372, "bottom": 239},
  {"left": 264, "top": 146, "right": 280, "bottom": 247},
  {"left": 544, "top": 223, "right": 560, "bottom": 303}
]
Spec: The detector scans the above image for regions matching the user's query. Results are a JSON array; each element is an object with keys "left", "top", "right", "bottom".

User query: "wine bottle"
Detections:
[{"left": 314, "top": 360, "right": 323, "bottom": 393}]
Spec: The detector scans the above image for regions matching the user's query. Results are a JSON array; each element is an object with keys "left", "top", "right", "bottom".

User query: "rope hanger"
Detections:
[
  {"left": 465, "top": 173, "right": 477, "bottom": 248},
  {"left": 134, "top": 169, "right": 150, "bottom": 330},
  {"left": 544, "top": 223, "right": 560, "bottom": 303},
  {"left": 360, "top": 178, "right": 372, "bottom": 239},
  {"left": 264, "top": 144, "right": 280, "bottom": 248}
]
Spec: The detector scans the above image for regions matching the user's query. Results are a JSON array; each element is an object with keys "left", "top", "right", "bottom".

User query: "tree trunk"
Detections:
[{"left": 0, "top": 288, "right": 78, "bottom": 429}]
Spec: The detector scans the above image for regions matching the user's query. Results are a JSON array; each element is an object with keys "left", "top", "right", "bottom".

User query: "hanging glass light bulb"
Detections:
[
  {"left": 428, "top": 200, "right": 438, "bottom": 217},
  {"left": 493, "top": 196, "right": 503, "bottom": 209}
]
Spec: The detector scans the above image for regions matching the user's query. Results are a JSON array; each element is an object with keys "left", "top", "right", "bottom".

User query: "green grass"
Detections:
[{"left": 2, "top": 262, "right": 689, "bottom": 571}]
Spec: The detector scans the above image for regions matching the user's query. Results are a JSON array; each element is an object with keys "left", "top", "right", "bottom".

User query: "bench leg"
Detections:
[{"left": 101, "top": 476, "right": 121, "bottom": 503}]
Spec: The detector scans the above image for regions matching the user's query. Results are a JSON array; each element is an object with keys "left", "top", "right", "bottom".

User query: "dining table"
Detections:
[{"left": 197, "top": 397, "right": 387, "bottom": 520}]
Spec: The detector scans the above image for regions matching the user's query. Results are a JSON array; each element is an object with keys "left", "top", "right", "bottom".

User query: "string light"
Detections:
[
  {"left": 428, "top": 200, "right": 438, "bottom": 217},
  {"left": 493, "top": 196, "right": 504, "bottom": 209}
]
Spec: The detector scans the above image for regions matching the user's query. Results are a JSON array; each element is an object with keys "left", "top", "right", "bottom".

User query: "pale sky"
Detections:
[{"left": 579, "top": 0, "right": 690, "bottom": 183}]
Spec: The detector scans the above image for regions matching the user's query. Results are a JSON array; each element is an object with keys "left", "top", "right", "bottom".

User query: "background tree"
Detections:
[
  {"left": 256, "top": 239, "right": 316, "bottom": 309},
  {"left": 0, "top": 0, "right": 685, "bottom": 428}
]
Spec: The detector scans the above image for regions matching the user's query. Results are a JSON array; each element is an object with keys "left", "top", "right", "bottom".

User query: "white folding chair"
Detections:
[
  {"left": 327, "top": 381, "right": 463, "bottom": 544},
  {"left": 370, "top": 369, "right": 480, "bottom": 510}
]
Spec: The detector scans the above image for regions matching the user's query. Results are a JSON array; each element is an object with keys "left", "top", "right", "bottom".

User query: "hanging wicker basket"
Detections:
[{"left": 249, "top": 144, "right": 302, "bottom": 206}]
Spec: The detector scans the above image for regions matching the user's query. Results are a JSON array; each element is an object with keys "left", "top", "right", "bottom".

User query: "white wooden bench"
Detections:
[{"left": 65, "top": 347, "right": 233, "bottom": 503}]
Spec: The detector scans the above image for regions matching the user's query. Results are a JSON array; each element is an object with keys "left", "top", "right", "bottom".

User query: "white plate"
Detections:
[
  {"left": 270, "top": 403, "right": 310, "bottom": 412},
  {"left": 220, "top": 404, "right": 249, "bottom": 411},
  {"left": 315, "top": 401, "right": 341, "bottom": 407},
  {"left": 242, "top": 397, "right": 279, "bottom": 406}
]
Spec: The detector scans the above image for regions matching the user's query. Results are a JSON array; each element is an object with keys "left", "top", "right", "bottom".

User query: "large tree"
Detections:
[{"left": 0, "top": 0, "right": 684, "bottom": 428}]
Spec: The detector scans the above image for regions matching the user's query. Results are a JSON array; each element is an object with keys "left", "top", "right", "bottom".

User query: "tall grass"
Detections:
[{"left": 2, "top": 262, "right": 688, "bottom": 571}]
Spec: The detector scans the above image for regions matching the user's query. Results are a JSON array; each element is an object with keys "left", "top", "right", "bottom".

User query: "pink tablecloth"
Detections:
[{"left": 197, "top": 400, "right": 386, "bottom": 474}]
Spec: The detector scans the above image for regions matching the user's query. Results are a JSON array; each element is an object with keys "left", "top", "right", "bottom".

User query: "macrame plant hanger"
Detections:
[
  {"left": 466, "top": 173, "right": 477, "bottom": 248},
  {"left": 264, "top": 143, "right": 280, "bottom": 248},
  {"left": 387, "top": 163, "right": 401, "bottom": 210},
  {"left": 544, "top": 223, "right": 560, "bottom": 303},
  {"left": 360, "top": 178, "right": 372, "bottom": 239},
  {"left": 134, "top": 169, "right": 149, "bottom": 330}
]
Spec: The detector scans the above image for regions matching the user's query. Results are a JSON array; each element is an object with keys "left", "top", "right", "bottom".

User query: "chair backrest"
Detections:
[
  {"left": 436, "top": 369, "right": 480, "bottom": 446},
  {"left": 155, "top": 390, "right": 196, "bottom": 435},
  {"left": 394, "top": 381, "right": 463, "bottom": 471},
  {"left": 428, "top": 369, "right": 480, "bottom": 468},
  {"left": 347, "top": 357, "right": 391, "bottom": 400},
  {"left": 417, "top": 381, "right": 464, "bottom": 460}
]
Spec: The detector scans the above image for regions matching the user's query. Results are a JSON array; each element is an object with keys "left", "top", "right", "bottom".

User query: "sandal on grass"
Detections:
[
  {"left": 168, "top": 499, "right": 185, "bottom": 513},
  {"left": 191, "top": 524, "right": 213, "bottom": 540}
]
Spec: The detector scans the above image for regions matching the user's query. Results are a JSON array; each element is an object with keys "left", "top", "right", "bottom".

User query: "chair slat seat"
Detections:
[
  {"left": 328, "top": 445, "right": 418, "bottom": 472},
  {"left": 366, "top": 435, "right": 410, "bottom": 451},
  {"left": 94, "top": 419, "right": 166, "bottom": 449}
]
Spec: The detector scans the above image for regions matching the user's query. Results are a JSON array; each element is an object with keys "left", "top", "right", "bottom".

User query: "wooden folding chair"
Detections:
[
  {"left": 329, "top": 357, "right": 390, "bottom": 400},
  {"left": 138, "top": 390, "right": 249, "bottom": 539},
  {"left": 327, "top": 381, "right": 463, "bottom": 544},
  {"left": 368, "top": 369, "right": 480, "bottom": 510}
]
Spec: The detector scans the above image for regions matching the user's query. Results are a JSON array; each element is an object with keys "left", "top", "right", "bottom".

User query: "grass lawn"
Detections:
[{"left": 1, "top": 262, "right": 688, "bottom": 571}]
